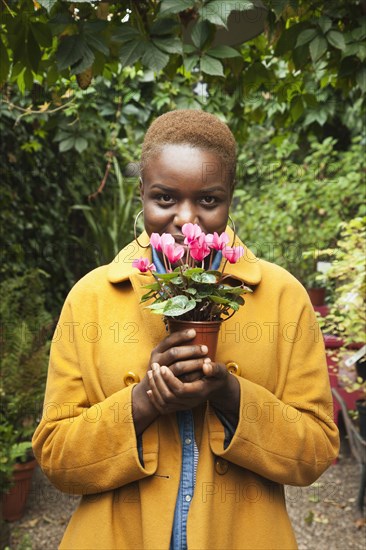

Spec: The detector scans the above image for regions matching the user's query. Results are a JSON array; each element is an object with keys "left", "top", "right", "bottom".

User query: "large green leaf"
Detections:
[
  {"left": 199, "top": 0, "right": 254, "bottom": 28},
  {"left": 38, "top": 0, "right": 58, "bottom": 11},
  {"left": 207, "top": 45, "right": 240, "bottom": 58},
  {"left": 30, "top": 22, "right": 53, "bottom": 48},
  {"left": 159, "top": 0, "right": 196, "bottom": 16},
  {"left": 150, "top": 18, "right": 179, "bottom": 36},
  {"left": 191, "top": 20, "right": 211, "bottom": 49},
  {"left": 85, "top": 33, "right": 110, "bottom": 57},
  {"left": 142, "top": 43, "right": 170, "bottom": 71},
  {"left": 119, "top": 40, "right": 145, "bottom": 67},
  {"left": 184, "top": 54, "right": 200, "bottom": 72},
  {"left": 326, "top": 30, "right": 346, "bottom": 51},
  {"left": 200, "top": 54, "right": 224, "bottom": 76},
  {"left": 0, "top": 38, "right": 10, "bottom": 84},
  {"left": 356, "top": 67, "right": 366, "bottom": 92},
  {"left": 112, "top": 25, "right": 141, "bottom": 42},
  {"left": 309, "top": 36, "right": 327, "bottom": 62},
  {"left": 71, "top": 43, "right": 95, "bottom": 75},
  {"left": 296, "top": 28, "right": 318, "bottom": 48},
  {"left": 153, "top": 36, "right": 182, "bottom": 55},
  {"left": 56, "top": 35, "right": 84, "bottom": 71}
]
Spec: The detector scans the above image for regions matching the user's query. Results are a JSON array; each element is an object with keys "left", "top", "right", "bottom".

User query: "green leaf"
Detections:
[
  {"left": 199, "top": 0, "right": 254, "bottom": 28},
  {"left": 291, "top": 96, "right": 304, "bottom": 122},
  {"left": 200, "top": 54, "right": 224, "bottom": 76},
  {"left": 200, "top": 273, "right": 217, "bottom": 283},
  {"left": 71, "top": 44, "right": 95, "bottom": 75},
  {"left": 59, "top": 137, "right": 75, "bottom": 153},
  {"left": 159, "top": 0, "right": 196, "bottom": 16},
  {"left": 318, "top": 16, "right": 332, "bottom": 35},
  {"left": 56, "top": 35, "right": 83, "bottom": 71},
  {"left": 356, "top": 67, "right": 366, "bottom": 93},
  {"left": 30, "top": 22, "right": 53, "bottom": 48},
  {"left": 150, "top": 18, "right": 179, "bottom": 35},
  {"left": 74, "top": 137, "right": 88, "bottom": 153},
  {"left": 326, "top": 30, "right": 346, "bottom": 50},
  {"left": 184, "top": 54, "right": 199, "bottom": 72},
  {"left": 207, "top": 44, "right": 240, "bottom": 58},
  {"left": 296, "top": 28, "right": 318, "bottom": 48},
  {"left": 0, "top": 38, "right": 10, "bottom": 84},
  {"left": 119, "top": 40, "right": 145, "bottom": 67},
  {"left": 27, "top": 27, "right": 41, "bottom": 72},
  {"left": 153, "top": 36, "right": 182, "bottom": 55},
  {"left": 191, "top": 19, "right": 211, "bottom": 49},
  {"left": 208, "top": 295, "right": 231, "bottom": 304},
  {"left": 85, "top": 33, "right": 110, "bottom": 57},
  {"left": 112, "top": 25, "right": 141, "bottom": 42},
  {"left": 142, "top": 42, "right": 169, "bottom": 71},
  {"left": 38, "top": 0, "right": 58, "bottom": 11},
  {"left": 309, "top": 36, "right": 327, "bottom": 62}
]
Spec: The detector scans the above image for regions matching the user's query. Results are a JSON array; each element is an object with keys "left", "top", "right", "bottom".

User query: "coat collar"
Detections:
[{"left": 107, "top": 227, "right": 262, "bottom": 286}]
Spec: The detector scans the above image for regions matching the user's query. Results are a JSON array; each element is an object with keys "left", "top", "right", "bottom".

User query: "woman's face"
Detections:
[{"left": 140, "top": 144, "right": 233, "bottom": 240}]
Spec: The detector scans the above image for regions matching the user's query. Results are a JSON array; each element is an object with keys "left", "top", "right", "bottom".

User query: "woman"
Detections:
[{"left": 33, "top": 110, "right": 339, "bottom": 549}]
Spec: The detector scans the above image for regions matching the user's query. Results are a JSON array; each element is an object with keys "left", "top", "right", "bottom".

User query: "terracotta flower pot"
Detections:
[
  {"left": 2, "top": 459, "right": 37, "bottom": 522},
  {"left": 306, "top": 287, "right": 326, "bottom": 307},
  {"left": 167, "top": 319, "right": 222, "bottom": 361}
]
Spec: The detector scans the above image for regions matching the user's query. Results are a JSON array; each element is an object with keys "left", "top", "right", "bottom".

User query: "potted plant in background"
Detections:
[
  {"left": 323, "top": 217, "right": 366, "bottom": 439},
  {"left": 0, "top": 270, "right": 52, "bottom": 521},
  {"left": 133, "top": 223, "right": 252, "bottom": 361}
]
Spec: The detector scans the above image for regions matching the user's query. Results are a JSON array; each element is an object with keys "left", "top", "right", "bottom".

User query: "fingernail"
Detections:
[
  {"left": 187, "top": 329, "right": 196, "bottom": 337},
  {"left": 147, "top": 370, "right": 152, "bottom": 379},
  {"left": 152, "top": 363, "right": 159, "bottom": 372},
  {"left": 203, "top": 357, "right": 211, "bottom": 363},
  {"left": 201, "top": 345, "right": 208, "bottom": 354}
]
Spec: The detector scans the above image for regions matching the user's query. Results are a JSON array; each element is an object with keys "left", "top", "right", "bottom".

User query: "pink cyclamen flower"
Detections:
[
  {"left": 163, "top": 243, "right": 185, "bottom": 264},
  {"left": 189, "top": 234, "right": 211, "bottom": 262},
  {"left": 222, "top": 245, "right": 244, "bottom": 264},
  {"left": 205, "top": 231, "right": 230, "bottom": 251},
  {"left": 160, "top": 233, "right": 175, "bottom": 251},
  {"left": 150, "top": 233, "right": 162, "bottom": 251},
  {"left": 132, "top": 258, "right": 156, "bottom": 272},
  {"left": 182, "top": 223, "right": 202, "bottom": 244}
]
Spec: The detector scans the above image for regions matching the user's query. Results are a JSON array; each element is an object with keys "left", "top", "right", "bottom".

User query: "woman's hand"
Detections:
[
  {"left": 149, "top": 329, "right": 210, "bottom": 382},
  {"left": 132, "top": 329, "right": 209, "bottom": 435},
  {"left": 146, "top": 359, "right": 240, "bottom": 427}
]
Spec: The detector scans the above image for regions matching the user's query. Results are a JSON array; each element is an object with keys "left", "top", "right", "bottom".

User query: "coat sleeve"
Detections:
[
  {"left": 207, "top": 298, "right": 340, "bottom": 487},
  {"left": 32, "top": 293, "right": 158, "bottom": 495}
]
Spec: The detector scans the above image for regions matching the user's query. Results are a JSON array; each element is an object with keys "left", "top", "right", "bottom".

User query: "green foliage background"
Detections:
[{"left": 1, "top": 0, "right": 365, "bottom": 314}]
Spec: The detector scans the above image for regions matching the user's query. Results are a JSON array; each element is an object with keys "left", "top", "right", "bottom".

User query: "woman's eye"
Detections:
[
  {"left": 200, "top": 196, "right": 217, "bottom": 206},
  {"left": 157, "top": 194, "right": 174, "bottom": 203}
]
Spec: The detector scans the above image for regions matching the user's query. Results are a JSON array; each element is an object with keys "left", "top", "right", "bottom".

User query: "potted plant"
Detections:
[
  {"left": 133, "top": 223, "right": 252, "bottom": 360},
  {"left": 323, "top": 217, "right": 366, "bottom": 438},
  {"left": 0, "top": 270, "right": 52, "bottom": 521}
]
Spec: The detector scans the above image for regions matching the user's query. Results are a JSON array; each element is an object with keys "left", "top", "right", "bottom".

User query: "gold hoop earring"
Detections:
[
  {"left": 228, "top": 214, "right": 236, "bottom": 246},
  {"left": 134, "top": 210, "right": 150, "bottom": 249}
]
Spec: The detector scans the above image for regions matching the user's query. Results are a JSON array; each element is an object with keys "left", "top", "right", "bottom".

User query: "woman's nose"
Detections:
[{"left": 174, "top": 202, "right": 198, "bottom": 228}]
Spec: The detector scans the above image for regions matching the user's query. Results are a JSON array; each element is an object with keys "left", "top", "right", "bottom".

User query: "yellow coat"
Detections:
[{"left": 33, "top": 230, "right": 339, "bottom": 549}]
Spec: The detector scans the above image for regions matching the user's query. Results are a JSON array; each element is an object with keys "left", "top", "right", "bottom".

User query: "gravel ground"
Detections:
[{"left": 7, "top": 450, "right": 366, "bottom": 550}]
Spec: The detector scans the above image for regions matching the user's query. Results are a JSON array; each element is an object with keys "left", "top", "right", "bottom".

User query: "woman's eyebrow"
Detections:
[{"left": 149, "top": 183, "right": 227, "bottom": 194}]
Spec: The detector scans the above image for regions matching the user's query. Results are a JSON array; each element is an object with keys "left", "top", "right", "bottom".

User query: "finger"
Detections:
[
  {"left": 202, "top": 361, "right": 228, "bottom": 379},
  {"left": 159, "top": 343, "right": 208, "bottom": 368},
  {"left": 151, "top": 364, "right": 177, "bottom": 406},
  {"left": 154, "top": 329, "right": 197, "bottom": 354},
  {"left": 159, "top": 365, "right": 186, "bottom": 396},
  {"left": 170, "top": 358, "right": 206, "bottom": 378},
  {"left": 148, "top": 364, "right": 168, "bottom": 409}
]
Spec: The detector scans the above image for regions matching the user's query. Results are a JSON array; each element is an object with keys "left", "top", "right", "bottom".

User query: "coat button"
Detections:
[
  {"left": 123, "top": 371, "right": 140, "bottom": 386},
  {"left": 226, "top": 361, "right": 241, "bottom": 376},
  {"left": 215, "top": 458, "right": 229, "bottom": 475}
]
